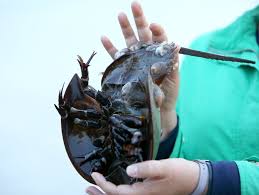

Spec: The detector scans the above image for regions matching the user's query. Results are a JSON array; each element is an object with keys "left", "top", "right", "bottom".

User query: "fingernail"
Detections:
[
  {"left": 118, "top": 12, "right": 126, "bottom": 19},
  {"left": 100, "top": 35, "right": 107, "bottom": 42},
  {"left": 126, "top": 165, "right": 138, "bottom": 177}
]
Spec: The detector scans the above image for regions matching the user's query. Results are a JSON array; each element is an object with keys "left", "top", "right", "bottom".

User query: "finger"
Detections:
[
  {"left": 149, "top": 23, "right": 168, "bottom": 43},
  {"left": 118, "top": 12, "right": 138, "bottom": 47},
  {"left": 126, "top": 160, "right": 166, "bottom": 179},
  {"left": 86, "top": 186, "right": 105, "bottom": 195},
  {"left": 116, "top": 182, "right": 153, "bottom": 195},
  {"left": 91, "top": 172, "right": 145, "bottom": 195},
  {"left": 101, "top": 36, "right": 118, "bottom": 59},
  {"left": 91, "top": 172, "right": 119, "bottom": 195},
  {"left": 131, "top": 1, "right": 152, "bottom": 43}
]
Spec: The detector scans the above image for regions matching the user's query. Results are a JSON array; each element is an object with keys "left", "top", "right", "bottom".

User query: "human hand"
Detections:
[
  {"left": 86, "top": 158, "right": 200, "bottom": 195},
  {"left": 101, "top": 1, "right": 179, "bottom": 138}
]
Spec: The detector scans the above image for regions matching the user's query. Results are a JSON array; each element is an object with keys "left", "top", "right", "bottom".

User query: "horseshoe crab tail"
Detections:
[{"left": 179, "top": 47, "right": 255, "bottom": 64}]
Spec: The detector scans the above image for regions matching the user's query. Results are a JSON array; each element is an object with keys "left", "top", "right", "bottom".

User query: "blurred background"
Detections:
[{"left": 0, "top": 0, "right": 257, "bottom": 194}]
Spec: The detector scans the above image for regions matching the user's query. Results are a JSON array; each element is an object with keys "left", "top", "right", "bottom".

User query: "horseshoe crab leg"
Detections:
[
  {"left": 75, "top": 147, "right": 111, "bottom": 172},
  {"left": 70, "top": 107, "right": 101, "bottom": 119},
  {"left": 112, "top": 114, "right": 143, "bottom": 128},
  {"left": 75, "top": 148, "right": 103, "bottom": 164},
  {"left": 109, "top": 115, "right": 141, "bottom": 131},
  {"left": 111, "top": 127, "right": 126, "bottom": 144},
  {"left": 73, "top": 118, "right": 102, "bottom": 128},
  {"left": 95, "top": 91, "right": 111, "bottom": 107},
  {"left": 109, "top": 115, "right": 143, "bottom": 143}
]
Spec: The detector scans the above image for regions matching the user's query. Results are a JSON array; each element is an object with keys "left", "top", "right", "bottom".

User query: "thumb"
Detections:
[
  {"left": 126, "top": 160, "right": 166, "bottom": 179},
  {"left": 86, "top": 186, "right": 105, "bottom": 195}
]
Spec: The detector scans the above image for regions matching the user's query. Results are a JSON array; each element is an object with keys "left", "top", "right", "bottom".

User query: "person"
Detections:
[{"left": 86, "top": 2, "right": 259, "bottom": 195}]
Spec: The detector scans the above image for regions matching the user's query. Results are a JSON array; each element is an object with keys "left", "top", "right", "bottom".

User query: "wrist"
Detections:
[
  {"left": 160, "top": 110, "right": 177, "bottom": 140},
  {"left": 180, "top": 159, "right": 200, "bottom": 195},
  {"left": 191, "top": 160, "right": 210, "bottom": 195}
]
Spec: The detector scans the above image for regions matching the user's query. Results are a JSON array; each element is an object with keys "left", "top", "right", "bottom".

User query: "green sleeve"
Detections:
[{"left": 235, "top": 161, "right": 259, "bottom": 195}]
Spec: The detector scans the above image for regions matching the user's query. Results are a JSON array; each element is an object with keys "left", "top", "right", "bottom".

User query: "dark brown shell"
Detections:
[
  {"left": 101, "top": 43, "right": 176, "bottom": 86},
  {"left": 101, "top": 42, "right": 178, "bottom": 160},
  {"left": 58, "top": 42, "right": 179, "bottom": 185},
  {"left": 61, "top": 74, "right": 102, "bottom": 184}
]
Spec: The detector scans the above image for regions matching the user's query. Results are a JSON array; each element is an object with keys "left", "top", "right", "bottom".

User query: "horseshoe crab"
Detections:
[{"left": 55, "top": 41, "right": 255, "bottom": 185}]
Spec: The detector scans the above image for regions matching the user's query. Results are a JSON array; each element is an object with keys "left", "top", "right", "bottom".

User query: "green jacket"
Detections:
[{"left": 171, "top": 6, "right": 259, "bottom": 195}]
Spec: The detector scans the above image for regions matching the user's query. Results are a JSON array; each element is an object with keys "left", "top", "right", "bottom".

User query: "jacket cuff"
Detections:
[{"left": 210, "top": 161, "right": 240, "bottom": 195}]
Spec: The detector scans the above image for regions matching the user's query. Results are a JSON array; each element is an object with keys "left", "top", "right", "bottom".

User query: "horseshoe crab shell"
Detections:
[
  {"left": 101, "top": 42, "right": 179, "bottom": 160},
  {"left": 57, "top": 42, "right": 178, "bottom": 185}
]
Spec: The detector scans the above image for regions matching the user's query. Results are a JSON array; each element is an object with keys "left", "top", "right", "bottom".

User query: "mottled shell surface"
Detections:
[{"left": 101, "top": 42, "right": 177, "bottom": 88}]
